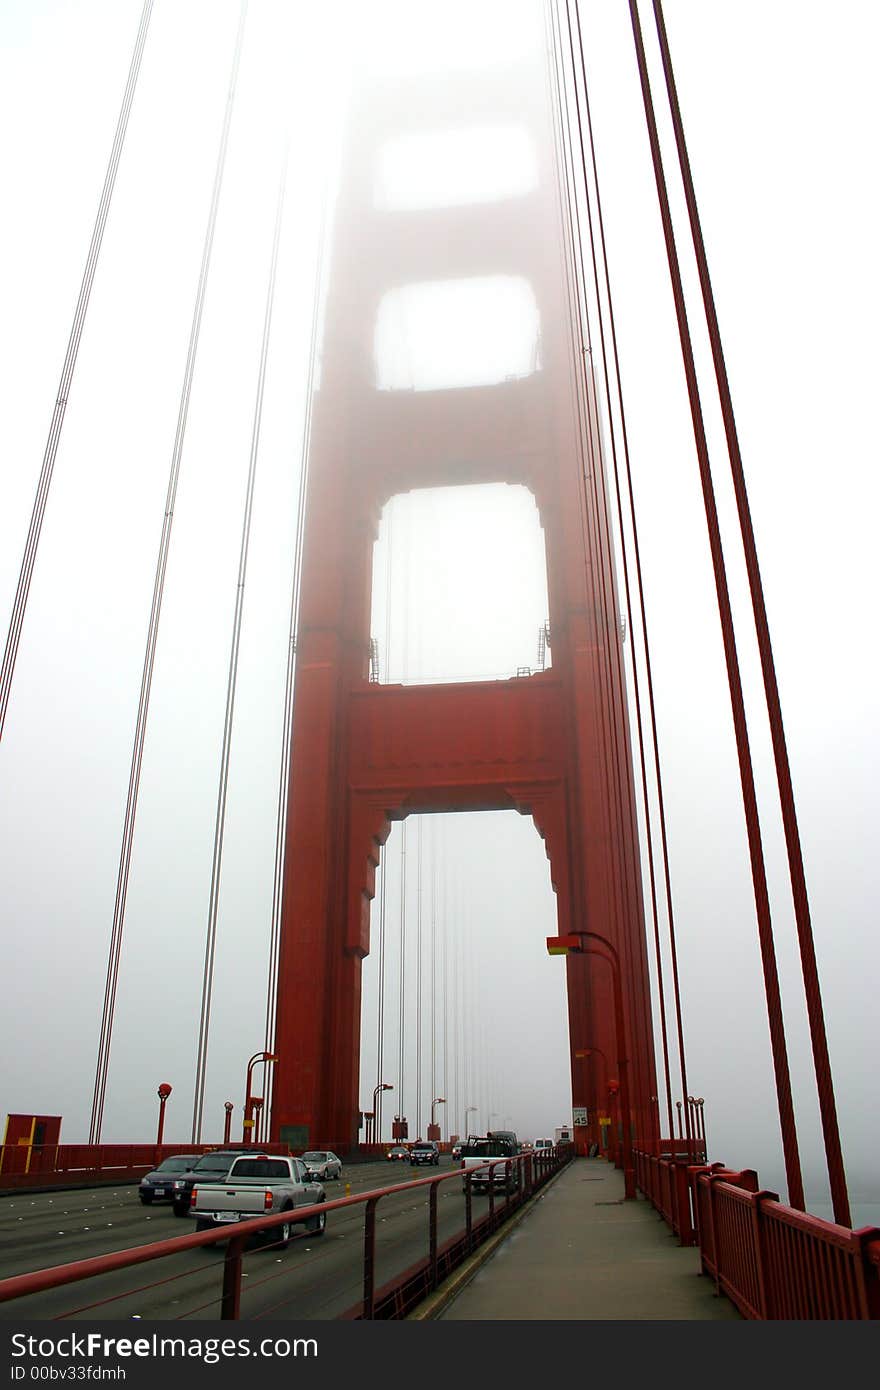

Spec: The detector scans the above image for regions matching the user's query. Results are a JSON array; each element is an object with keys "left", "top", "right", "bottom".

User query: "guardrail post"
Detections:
[
  {"left": 487, "top": 1165, "right": 496, "bottom": 1226},
  {"left": 429, "top": 1180, "right": 439, "bottom": 1291},
  {"left": 363, "top": 1196, "right": 379, "bottom": 1319},
  {"left": 221, "top": 1234, "right": 247, "bottom": 1319},
  {"left": 748, "top": 1190, "right": 778, "bottom": 1319},
  {"left": 465, "top": 1173, "right": 473, "bottom": 1251},
  {"left": 674, "top": 1162, "right": 696, "bottom": 1247}
]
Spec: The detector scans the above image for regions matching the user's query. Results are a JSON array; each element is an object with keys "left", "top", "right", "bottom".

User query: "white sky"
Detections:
[{"left": 0, "top": 1, "right": 877, "bottom": 1225}]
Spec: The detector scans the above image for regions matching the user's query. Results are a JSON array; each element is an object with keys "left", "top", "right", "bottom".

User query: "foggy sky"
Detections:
[{"left": 1, "top": 1, "right": 877, "bottom": 1225}]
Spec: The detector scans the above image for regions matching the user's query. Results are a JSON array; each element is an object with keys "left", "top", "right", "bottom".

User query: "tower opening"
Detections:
[{"left": 370, "top": 483, "right": 551, "bottom": 686}]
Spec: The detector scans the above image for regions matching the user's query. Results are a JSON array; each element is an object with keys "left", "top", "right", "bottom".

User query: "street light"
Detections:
[
  {"left": 244, "top": 1052, "right": 278, "bottom": 1144},
  {"left": 223, "top": 1101, "right": 234, "bottom": 1145},
  {"left": 429, "top": 1096, "right": 446, "bottom": 1140},
  {"left": 371, "top": 1082, "right": 393, "bottom": 1145},
  {"left": 546, "top": 930, "right": 636, "bottom": 1198},
  {"left": 156, "top": 1083, "right": 172, "bottom": 1148}
]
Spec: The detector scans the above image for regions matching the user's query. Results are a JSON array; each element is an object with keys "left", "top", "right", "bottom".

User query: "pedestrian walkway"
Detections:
[{"left": 415, "top": 1156, "right": 742, "bottom": 1320}]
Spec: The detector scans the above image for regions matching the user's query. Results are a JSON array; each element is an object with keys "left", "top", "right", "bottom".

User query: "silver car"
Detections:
[{"left": 301, "top": 1149, "right": 342, "bottom": 1180}]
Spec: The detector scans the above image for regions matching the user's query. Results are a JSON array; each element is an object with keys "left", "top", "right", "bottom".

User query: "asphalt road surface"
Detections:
[{"left": 0, "top": 1159, "right": 509, "bottom": 1320}]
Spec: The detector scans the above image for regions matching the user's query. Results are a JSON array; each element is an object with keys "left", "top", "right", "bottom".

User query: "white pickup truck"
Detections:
[
  {"left": 460, "top": 1135, "right": 519, "bottom": 1195},
  {"left": 189, "top": 1153, "right": 327, "bottom": 1247}
]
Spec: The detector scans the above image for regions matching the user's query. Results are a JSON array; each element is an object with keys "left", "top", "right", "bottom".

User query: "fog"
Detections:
[{"left": 1, "top": 1, "right": 877, "bottom": 1226}]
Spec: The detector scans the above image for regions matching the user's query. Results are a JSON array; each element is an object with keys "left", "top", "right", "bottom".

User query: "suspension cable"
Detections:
[
  {"left": 373, "top": 501, "right": 395, "bottom": 1143},
  {"left": 627, "top": 0, "right": 804, "bottom": 1207},
  {"left": 563, "top": 0, "right": 685, "bottom": 1152},
  {"left": 88, "top": 0, "right": 249, "bottom": 1144},
  {"left": 650, "top": 0, "right": 849, "bottom": 1224},
  {"left": 191, "top": 139, "right": 289, "bottom": 1144},
  {"left": 0, "top": 0, "right": 154, "bottom": 741},
  {"left": 547, "top": 0, "right": 650, "bottom": 1141}
]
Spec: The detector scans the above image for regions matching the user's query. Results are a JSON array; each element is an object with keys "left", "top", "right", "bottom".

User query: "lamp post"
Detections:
[
  {"left": 251, "top": 1097, "right": 264, "bottom": 1145},
  {"left": 244, "top": 1052, "right": 277, "bottom": 1144},
  {"left": 546, "top": 930, "right": 636, "bottom": 1198},
  {"left": 429, "top": 1096, "right": 446, "bottom": 1142},
  {"left": 464, "top": 1105, "right": 477, "bottom": 1137},
  {"left": 371, "top": 1082, "right": 393, "bottom": 1146},
  {"left": 223, "top": 1101, "right": 233, "bottom": 1145},
  {"left": 156, "top": 1083, "right": 172, "bottom": 1149}
]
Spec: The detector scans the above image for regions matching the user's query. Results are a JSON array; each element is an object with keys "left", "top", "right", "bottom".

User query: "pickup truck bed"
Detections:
[{"left": 189, "top": 1154, "right": 326, "bottom": 1247}]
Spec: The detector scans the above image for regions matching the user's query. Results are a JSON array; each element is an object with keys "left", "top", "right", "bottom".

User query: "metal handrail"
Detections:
[{"left": 0, "top": 1147, "right": 571, "bottom": 1319}]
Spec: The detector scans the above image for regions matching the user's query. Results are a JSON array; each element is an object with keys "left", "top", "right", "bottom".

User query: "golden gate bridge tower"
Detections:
[{"left": 270, "top": 8, "right": 658, "bottom": 1164}]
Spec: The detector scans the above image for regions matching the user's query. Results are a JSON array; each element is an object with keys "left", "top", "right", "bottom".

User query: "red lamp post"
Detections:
[
  {"left": 371, "top": 1083, "right": 393, "bottom": 1146},
  {"left": 223, "top": 1101, "right": 234, "bottom": 1145},
  {"left": 547, "top": 931, "right": 636, "bottom": 1198},
  {"left": 243, "top": 1052, "right": 277, "bottom": 1144},
  {"left": 156, "top": 1083, "right": 172, "bottom": 1149}
]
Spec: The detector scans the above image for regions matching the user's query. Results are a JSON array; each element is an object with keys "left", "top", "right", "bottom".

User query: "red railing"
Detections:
[
  {"left": 635, "top": 1148, "right": 880, "bottom": 1320},
  {"left": 0, "top": 1146, "right": 571, "bottom": 1319},
  {"left": 0, "top": 1142, "right": 288, "bottom": 1188}
]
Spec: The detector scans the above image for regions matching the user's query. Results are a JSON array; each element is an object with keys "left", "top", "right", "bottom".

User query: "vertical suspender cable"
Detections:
[
  {"left": 191, "top": 141, "right": 289, "bottom": 1144},
  {"left": 650, "top": 0, "right": 849, "bottom": 1225},
  {"left": 416, "top": 817, "right": 423, "bottom": 1139},
  {"left": 547, "top": 1, "right": 650, "bottom": 1145},
  {"left": 0, "top": 0, "right": 154, "bottom": 741},
  {"left": 564, "top": 0, "right": 683, "bottom": 1151},
  {"left": 373, "top": 504, "right": 395, "bottom": 1143},
  {"left": 89, "top": 0, "right": 249, "bottom": 1145},
  {"left": 626, "top": 0, "right": 804, "bottom": 1208}
]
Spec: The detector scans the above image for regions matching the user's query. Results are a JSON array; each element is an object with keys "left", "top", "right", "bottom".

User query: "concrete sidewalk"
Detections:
[{"left": 416, "top": 1156, "right": 742, "bottom": 1320}]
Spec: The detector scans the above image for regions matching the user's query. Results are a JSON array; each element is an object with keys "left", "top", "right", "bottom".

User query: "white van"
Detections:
[{"left": 533, "top": 1137, "right": 553, "bottom": 1151}]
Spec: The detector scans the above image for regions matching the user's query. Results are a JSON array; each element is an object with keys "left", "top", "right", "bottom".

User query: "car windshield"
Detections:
[
  {"left": 413, "top": 1144, "right": 432, "bottom": 1150},
  {"left": 303, "top": 1152, "right": 327, "bottom": 1161},
  {"left": 193, "top": 1152, "right": 239, "bottom": 1172},
  {"left": 155, "top": 1156, "right": 197, "bottom": 1173}
]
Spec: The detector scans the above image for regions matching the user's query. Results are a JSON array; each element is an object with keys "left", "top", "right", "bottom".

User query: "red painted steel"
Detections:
[
  {"left": 270, "top": 11, "right": 657, "bottom": 1159},
  {"left": 0, "top": 1142, "right": 288, "bottom": 1192},
  {"left": 634, "top": 1148, "right": 880, "bottom": 1319}
]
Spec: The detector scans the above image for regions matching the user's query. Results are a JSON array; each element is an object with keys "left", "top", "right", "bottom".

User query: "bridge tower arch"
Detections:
[{"left": 271, "top": 26, "right": 658, "bottom": 1154}]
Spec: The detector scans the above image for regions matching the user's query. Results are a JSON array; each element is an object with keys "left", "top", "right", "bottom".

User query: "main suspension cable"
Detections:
[
  {"left": 89, "top": 0, "right": 249, "bottom": 1144},
  {"left": 651, "top": 0, "right": 849, "bottom": 1225},
  {"left": 0, "top": 0, "right": 154, "bottom": 742},
  {"left": 627, "top": 0, "right": 804, "bottom": 1207}
]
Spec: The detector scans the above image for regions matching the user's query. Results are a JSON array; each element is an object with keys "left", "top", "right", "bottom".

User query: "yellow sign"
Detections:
[
  {"left": 243, "top": 1119, "right": 255, "bottom": 1129},
  {"left": 598, "top": 1116, "right": 611, "bottom": 1125}
]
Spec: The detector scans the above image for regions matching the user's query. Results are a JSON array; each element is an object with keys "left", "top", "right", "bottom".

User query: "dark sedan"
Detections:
[
  {"left": 169, "top": 1148, "right": 253, "bottom": 1216},
  {"left": 138, "top": 1154, "right": 200, "bottom": 1204}
]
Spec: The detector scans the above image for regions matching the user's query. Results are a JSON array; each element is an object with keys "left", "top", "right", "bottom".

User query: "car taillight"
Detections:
[
  {"left": 264, "top": 1190, "right": 273, "bottom": 1210},
  {"left": 190, "top": 1188, "right": 197, "bottom": 1205}
]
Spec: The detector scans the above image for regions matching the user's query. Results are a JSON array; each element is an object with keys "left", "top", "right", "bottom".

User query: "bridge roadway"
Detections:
[
  {"left": 0, "top": 1159, "right": 467, "bottom": 1320},
  {"left": 1, "top": 1158, "right": 744, "bottom": 1320}
]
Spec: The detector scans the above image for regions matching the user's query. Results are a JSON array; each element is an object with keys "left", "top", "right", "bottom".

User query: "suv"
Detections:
[
  {"left": 409, "top": 1140, "right": 440, "bottom": 1166},
  {"left": 169, "top": 1148, "right": 253, "bottom": 1216}
]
